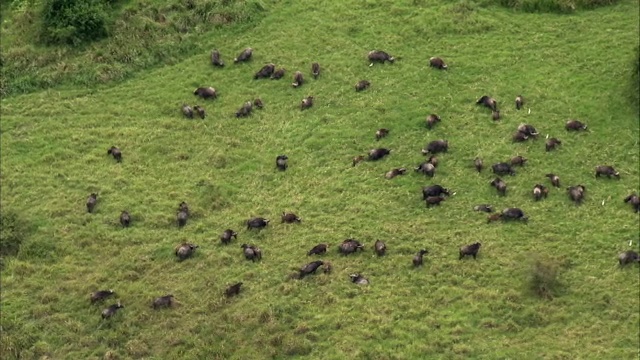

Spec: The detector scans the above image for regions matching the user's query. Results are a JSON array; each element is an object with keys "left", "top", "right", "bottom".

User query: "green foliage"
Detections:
[
  {"left": 39, "top": 0, "right": 110, "bottom": 46},
  {"left": 632, "top": 45, "right": 639, "bottom": 110},
  {"left": 494, "top": 0, "right": 619, "bottom": 13},
  {"left": 0, "top": 210, "right": 27, "bottom": 258},
  {"left": 528, "top": 256, "right": 564, "bottom": 299},
  {"left": 0, "top": 0, "right": 639, "bottom": 358},
  {"left": 0, "top": 0, "right": 266, "bottom": 97}
]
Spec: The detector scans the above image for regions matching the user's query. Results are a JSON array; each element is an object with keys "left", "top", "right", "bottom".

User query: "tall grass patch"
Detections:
[{"left": 493, "top": 0, "right": 620, "bottom": 13}]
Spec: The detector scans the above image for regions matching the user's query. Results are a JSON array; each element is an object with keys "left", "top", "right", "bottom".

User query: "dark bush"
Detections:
[
  {"left": 39, "top": 0, "right": 110, "bottom": 46},
  {"left": 632, "top": 46, "right": 639, "bottom": 109},
  {"left": 494, "top": 0, "right": 619, "bottom": 13},
  {"left": 0, "top": 210, "right": 27, "bottom": 257},
  {"left": 528, "top": 256, "right": 563, "bottom": 300}
]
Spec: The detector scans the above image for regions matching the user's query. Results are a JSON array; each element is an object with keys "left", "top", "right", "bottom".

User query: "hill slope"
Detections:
[{"left": 1, "top": 0, "right": 639, "bottom": 359}]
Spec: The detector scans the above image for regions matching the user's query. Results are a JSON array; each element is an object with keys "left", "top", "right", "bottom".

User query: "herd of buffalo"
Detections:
[{"left": 87, "top": 47, "right": 639, "bottom": 320}]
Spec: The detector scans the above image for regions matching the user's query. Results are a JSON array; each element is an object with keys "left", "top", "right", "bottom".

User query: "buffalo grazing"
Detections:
[
  {"left": 119, "top": 211, "right": 131, "bottom": 227},
  {"left": 459, "top": 242, "right": 481, "bottom": 260},
  {"left": 220, "top": 229, "right": 238, "bottom": 245},
  {"left": 623, "top": 193, "right": 640, "bottom": 212},
  {"left": 211, "top": 49, "right": 224, "bottom": 67},
  {"left": 492, "top": 162, "right": 515, "bottom": 176},
  {"left": 426, "top": 114, "right": 441, "bottom": 129},
  {"left": 253, "top": 98, "right": 264, "bottom": 109},
  {"left": 595, "top": 165, "right": 620, "bottom": 179},
  {"left": 308, "top": 243, "right": 328, "bottom": 256},
  {"left": 422, "top": 184, "right": 450, "bottom": 199},
  {"left": 241, "top": 243, "right": 262, "bottom": 262},
  {"left": 194, "top": 105, "right": 206, "bottom": 119},
  {"left": 247, "top": 217, "right": 270, "bottom": 230},
  {"left": 86, "top": 193, "right": 98, "bottom": 213},
  {"left": 546, "top": 173, "right": 561, "bottom": 188},
  {"left": 415, "top": 161, "right": 435, "bottom": 177},
  {"left": 532, "top": 184, "right": 549, "bottom": 201},
  {"left": 276, "top": 155, "right": 288, "bottom": 171},
  {"left": 301, "top": 96, "right": 314, "bottom": 110},
  {"left": 376, "top": 128, "right": 390, "bottom": 140},
  {"left": 311, "top": 62, "right": 320, "bottom": 78},
  {"left": 429, "top": 57, "right": 448, "bottom": 70},
  {"left": 175, "top": 242, "right": 198, "bottom": 260},
  {"left": 193, "top": 87, "right": 217, "bottom": 100},
  {"left": 515, "top": 95, "right": 524, "bottom": 110},
  {"left": 385, "top": 168, "right": 407, "bottom": 179},
  {"left": 236, "top": 101, "right": 253, "bottom": 118},
  {"left": 474, "top": 157, "right": 484, "bottom": 172},
  {"left": 517, "top": 124, "right": 539, "bottom": 138},
  {"left": 567, "top": 185, "right": 586, "bottom": 205},
  {"left": 292, "top": 71, "right": 304, "bottom": 88},
  {"left": 421, "top": 139, "right": 449, "bottom": 155},
  {"left": 254, "top": 63, "right": 275, "bottom": 79},
  {"left": 490, "top": 177, "right": 507, "bottom": 196},
  {"left": 234, "top": 48, "right": 252, "bottom": 63},
  {"left": 182, "top": 104, "right": 194, "bottom": 119},
  {"left": 355, "top": 80, "right": 371, "bottom": 92},
  {"left": 501, "top": 207, "right": 528, "bottom": 222},
  {"left": 618, "top": 250, "right": 640, "bottom": 266},
  {"left": 101, "top": 302, "right": 123, "bottom": 319},
  {"left": 281, "top": 212, "right": 301, "bottom": 223},
  {"left": 512, "top": 131, "right": 529, "bottom": 143},
  {"left": 546, "top": 138, "right": 562, "bottom": 152},
  {"left": 298, "top": 260, "right": 324, "bottom": 279},
  {"left": 511, "top": 156, "right": 527, "bottom": 167},
  {"left": 374, "top": 240, "right": 387, "bottom": 256},
  {"left": 565, "top": 119, "right": 588, "bottom": 131},
  {"left": 368, "top": 148, "right": 391, "bottom": 161},
  {"left": 339, "top": 238, "right": 364, "bottom": 255},
  {"left": 350, "top": 273, "right": 369, "bottom": 285},
  {"left": 271, "top": 68, "right": 285, "bottom": 80},
  {"left": 474, "top": 204, "right": 493, "bottom": 213},
  {"left": 413, "top": 249, "right": 428, "bottom": 267},
  {"left": 225, "top": 282, "right": 243, "bottom": 297},
  {"left": 352, "top": 155, "right": 365, "bottom": 167},
  {"left": 90, "top": 289, "right": 114, "bottom": 304},
  {"left": 152, "top": 294, "right": 175, "bottom": 309},
  {"left": 476, "top": 95, "right": 497, "bottom": 111},
  {"left": 107, "top": 146, "right": 122, "bottom": 162},
  {"left": 368, "top": 50, "right": 395, "bottom": 65},
  {"left": 177, "top": 208, "right": 188, "bottom": 227},
  {"left": 323, "top": 262, "right": 332, "bottom": 274}
]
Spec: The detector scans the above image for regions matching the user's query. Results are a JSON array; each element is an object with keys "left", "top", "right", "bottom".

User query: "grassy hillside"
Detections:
[{"left": 1, "top": 0, "right": 639, "bottom": 359}]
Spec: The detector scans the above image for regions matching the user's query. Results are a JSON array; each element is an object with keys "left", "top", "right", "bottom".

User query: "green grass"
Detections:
[{"left": 1, "top": 0, "right": 640, "bottom": 359}]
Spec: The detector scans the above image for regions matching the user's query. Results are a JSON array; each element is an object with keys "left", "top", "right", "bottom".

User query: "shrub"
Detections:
[
  {"left": 632, "top": 45, "right": 639, "bottom": 109},
  {"left": 39, "top": 0, "right": 110, "bottom": 46},
  {"left": 0, "top": 210, "right": 27, "bottom": 257},
  {"left": 528, "top": 256, "right": 563, "bottom": 300}
]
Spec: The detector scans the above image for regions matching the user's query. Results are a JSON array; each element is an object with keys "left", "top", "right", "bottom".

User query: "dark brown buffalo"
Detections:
[
  {"left": 546, "top": 138, "right": 562, "bottom": 152},
  {"left": 624, "top": 193, "right": 640, "bottom": 212},
  {"left": 421, "top": 139, "right": 448, "bottom": 155},
  {"left": 385, "top": 168, "right": 407, "bottom": 179},
  {"left": 476, "top": 95, "right": 497, "bottom": 111},
  {"left": 565, "top": 119, "right": 588, "bottom": 131},
  {"left": 241, "top": 244, "right": 262, "bottom": 262},
  {"left": 107, "top": 146, "right": 122, "bottom": 162},
  {"left": 474, "top": 157, "right": 483, "bottom": 172},
  {"left": 474, "top": 204, "right": 493, "bottom": 213},
  {"left": 234, "top": 48, "right": 252, "bottom": 63},
  {"left": 510, "top": 156, "right": 527, "bottom": 167},
  {"left": 429, "top": 57, "right": 447, "bottom": 70},
  {"left": 422, "top": 185, "right": 450, "bottom": 199},
  {"left": 368, "top": 50, "right": 395, "bottom": 65},
  {"left": 253, "top": 98, "right": 263, "bottom": 109},
  {"left": 595, "top": 165, "right": 620, "bottom": 179},
  {"left": 492, "top": 110, "right": 500, "bottom": 121},
  {"left": 271, "top": 68, "right": 285, "bottom": 80},
  {"left": 374, "top": 240, "right": 386, "bottom": 256},
  {"left": 311, "top": 62, "right": 320, "bottom": 79},
  {"left": 532, "top": 184, "right": 548, "bottom": 201},
  {"left": 220, "top": 229, "right": 238, "bottom": 244},
  {"left": 301, "top": 96, "right": 313, "bottom": 110},
  {"left": 492, "top": 162, "right": 515, "bottom": 176},
  {"left": 298, "top": 260, "right": 324, "bottom": 279},
  {"left": 426, "top": 114, "right": 441, "bottom": 129},
  {"left": 459, "top": 242, "right": 481, "bottom": 260},
  {"left": 490, "top": 178, "right": 507, "bottom": 196},
  {"left": 90, "top": 289, "right": 114, "bottom": 304},
  {"left": 352, "top": 155, "right": 365, "bottom": 167},
  {"left": 175, "top": 242, "right": 198, "bottom": 260},
  {"left": 567, "top": 185, "right": 586, "bottom": 205},
  {"left": 350, "top": 273, "right": 369, "bottom": 285},
  {"left": 193, "top": 87, "right": 217, "bottom": 99},
  {"left": 376, "top": 128, "right": 389, "bottom": 140},
  {"left": 517, "top": 124, "right": 539, "bottom": 137},
  {"left": 86, "top": 193, "right": 98, "bottom": 213},
  {"left": 368, "top": 148, "right": 391, "bottom": 161},
  {"left": 211, "top": 49, "right": 224, "bottom": 67},
  {"left": 618, "top": 250, "right": 640, "bottom": 266},
  {"left": 194, "top": 105, "right": 206, "bottom": 119},
  {"left": 292, "top": 71, "right": 304, "bottom": 88},
  {"left": 415, "top": 162, "right": 435, "bottom": 177},
  {"left": 413, "top": 249, "right": 428, "bottom": 266},
  {"left": 152, "top": 294, "right": 175, "bottom": 309},
  {"left": 254, "top": 63, "right": 275, "bottom": 79},
  {"left": 355, "top": 80, "right": 371, "bottom": 92},
  {"left": 276, "top": 155, "right": 288, "bottom": 171},
  {"left": 546, "top": 173, "right": 561, "bottom": 187},
  {"left": 501, "top": 207, "right": 528, "bottom": 222},
  {"left": 236, "top": 101, "right": 253, "bottom": 118},
  {"left": 182, "top": 104, "right": 194, "bottom": 119},
  {"left": 308, "top": 243, "right": 328, "bottom": 256},
  {"left": 101, "top": 302, "right": 123, "bottom": 319},
  {"left": 339, "top": 239, "right": 364, "bottom": 255},
  {"left": 512, "top": 131, "right": 529, "bottom": 142},
  {"left": 515, "top": 95, "right": 524, "bottom": 110},
  {"left": 225, "top": 282, "right": 243, "bottom": 297},
  {"left": 119, "top": 211, "right": 131, "bottom": 227},
  {"left": 281, "top": 212, "right": 301, "bottom": 223},
  {"left": 247, "top": 217, "right": 269, "bottom": 230}
]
